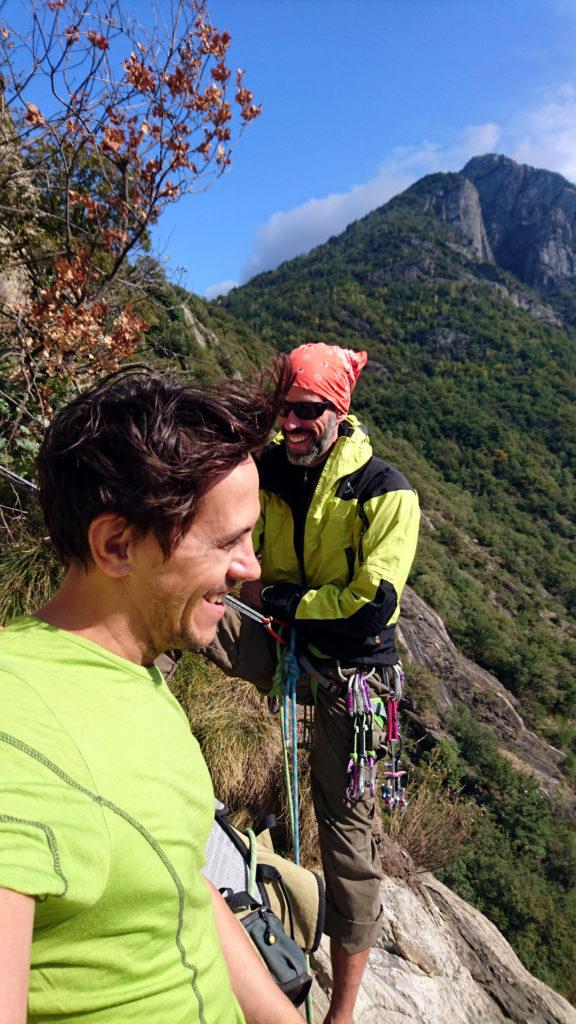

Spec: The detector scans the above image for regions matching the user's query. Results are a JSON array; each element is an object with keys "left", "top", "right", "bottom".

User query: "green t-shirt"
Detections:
[{"left": 0, "top": 617, "right": 244, "bottom": 1024}]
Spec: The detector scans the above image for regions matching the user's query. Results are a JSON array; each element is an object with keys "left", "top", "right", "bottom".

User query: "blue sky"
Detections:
[
  {"left": 154, "top": 0, "right": 576, "bottom": 298},
  {"left": 4, "top": 0, "right": 576, "bottom": 297}
]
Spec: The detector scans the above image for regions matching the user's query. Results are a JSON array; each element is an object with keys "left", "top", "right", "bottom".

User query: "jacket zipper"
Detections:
[{"left": 294, "top": 474, "right": 318, "bottom": 588}]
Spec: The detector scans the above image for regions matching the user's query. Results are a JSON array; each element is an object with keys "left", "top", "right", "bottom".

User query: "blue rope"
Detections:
[
  {"left": 282, "top": 630, "right": 301, "bottom": 865},
  {"left": 277, "top": 632, "right": 313, "bottom": 1023}
]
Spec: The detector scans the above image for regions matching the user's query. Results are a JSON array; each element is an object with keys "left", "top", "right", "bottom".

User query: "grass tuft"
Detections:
[
  {"left": 385, "top": 751, "right": 477, "bottom": 873},
  {"left": 0, "top": 513, "right": 62, "bottom": 622}
]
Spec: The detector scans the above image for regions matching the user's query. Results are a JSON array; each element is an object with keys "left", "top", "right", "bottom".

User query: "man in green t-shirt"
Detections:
[{"left": 0, "top": 366, "right": 302, "bottom": 1024}]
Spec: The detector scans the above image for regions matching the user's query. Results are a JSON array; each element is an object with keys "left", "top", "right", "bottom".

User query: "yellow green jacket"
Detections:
[{"left": 255, "top": 416, "right": 420, "bottom": 666}]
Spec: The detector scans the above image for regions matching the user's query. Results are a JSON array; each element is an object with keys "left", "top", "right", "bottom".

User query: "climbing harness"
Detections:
[
  {"left": 228, "top": 595, "right": 409, "bottom": 816},
  {"left": 380, "top": 664, "right": 408, "bottom": 812}
]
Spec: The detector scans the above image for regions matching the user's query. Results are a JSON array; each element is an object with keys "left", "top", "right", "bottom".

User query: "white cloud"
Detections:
[
  {"left": 508, "top": 83, "right": 576, "bottom": 182},
  {"left": 205, "top": 82, "right": 576, "bottom": 293},
  {"left": 203, "top": 279, "right": 238, "bottom": 299},
  {"left": 240, "top": 122, "right": 502, "bottom": 281}
]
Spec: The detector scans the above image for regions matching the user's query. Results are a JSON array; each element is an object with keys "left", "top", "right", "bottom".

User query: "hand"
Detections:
[{"left": 240, "top": 580, "right": 265, "bottom": 609}]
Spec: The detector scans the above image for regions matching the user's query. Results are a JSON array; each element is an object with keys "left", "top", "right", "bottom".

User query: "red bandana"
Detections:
[{"left": 289, "top": 343, "right": 368, "bottom": 414}]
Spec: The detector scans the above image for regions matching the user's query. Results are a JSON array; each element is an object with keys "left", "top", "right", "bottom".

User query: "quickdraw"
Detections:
[
  {"left": 381, "top": 664, "right": 408, "bottom": 812},
  {"left": 343, "top": 664, "right": 407, "bottom": 810},
  {"left": 344, "top": 668, "right": 377, "bottom": 801}
]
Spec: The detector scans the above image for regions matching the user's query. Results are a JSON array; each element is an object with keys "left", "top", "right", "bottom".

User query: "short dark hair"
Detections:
[{"left": 37, "top": 361, "right": 290, "bottom": 566}]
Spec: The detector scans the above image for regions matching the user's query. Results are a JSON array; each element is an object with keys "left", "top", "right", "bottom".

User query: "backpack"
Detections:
[{"left": 203, "top": 802, "right": 325, "bottom": 1007}]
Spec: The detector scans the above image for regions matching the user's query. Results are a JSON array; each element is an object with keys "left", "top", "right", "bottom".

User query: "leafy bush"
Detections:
[{"left": 440, "top": 707, "right": 576, "bottom": 999}]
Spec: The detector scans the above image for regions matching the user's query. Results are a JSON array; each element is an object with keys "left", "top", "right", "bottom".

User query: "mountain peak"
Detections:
[
  {"left": 462, "top": 152, "right": 519, "bottom": 175},
  {"left": 400, "top": 153, "right": 576, "bottom": 290}
]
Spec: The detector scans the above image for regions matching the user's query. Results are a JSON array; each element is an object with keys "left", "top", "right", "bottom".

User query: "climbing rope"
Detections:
[
  {"left": 278, "top": 630, "right": 300, "bottom": 865},
  {"left": 0, "top": 463, "right": 38, "bottom": 494},
  {"left": 273, "top": 629, "right": 314, "bottom": 1024}
]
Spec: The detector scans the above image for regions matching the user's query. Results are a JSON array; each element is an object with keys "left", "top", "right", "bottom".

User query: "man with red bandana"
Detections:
[{"left": 209, "top": 343, "right": 420, "bottom": 1024}]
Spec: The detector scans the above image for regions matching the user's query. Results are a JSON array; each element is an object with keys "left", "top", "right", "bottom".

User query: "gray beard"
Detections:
[
  {"left": 286, "top": 438, "right": 329, "bottom": 467},
  {"left": 285, "top": 414, "right": 338, "bottom": 467}
]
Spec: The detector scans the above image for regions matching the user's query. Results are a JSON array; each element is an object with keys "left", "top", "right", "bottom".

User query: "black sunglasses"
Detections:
[{"left": 279, "top": 399, "right": 334, "bottom": 420}]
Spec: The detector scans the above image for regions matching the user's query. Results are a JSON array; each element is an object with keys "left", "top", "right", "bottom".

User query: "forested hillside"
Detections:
[{"left": 212, "top": 156, "right": 576, "bottom": 998}]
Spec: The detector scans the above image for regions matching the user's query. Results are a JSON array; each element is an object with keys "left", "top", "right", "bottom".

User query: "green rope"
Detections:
[
  {"left": 273, "top": 637, "right": 314, "bottom": 1024},
  {"left": 245, "top": 827, "right": 260, "bottom": 904}
]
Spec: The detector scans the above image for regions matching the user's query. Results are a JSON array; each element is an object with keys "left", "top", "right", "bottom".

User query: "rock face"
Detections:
[
  {"left": 307, "top": 589, "right": 576, "bottom": 1022},
  {"left": 310, "top": 872, "right": 576, "bottom": 1023},
  {"left": 410, "top": 153, "right": 576, "bottom": 293},
  {"left": 417, "top": 173, "right": 494, "bottom": 263},
  {"left": 397, "top": 587, "right": 573, "bottom": 813},
  {"left": 181, "top": 304, "right": 220, "bottom": 349},
  {"left": 463, "top": 154, "right": 576, "bottom": 289}
]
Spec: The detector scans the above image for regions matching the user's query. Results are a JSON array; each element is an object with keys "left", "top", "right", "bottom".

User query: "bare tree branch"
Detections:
[{"left": 0, "top": 0, "right": 261, "bottom": 455}]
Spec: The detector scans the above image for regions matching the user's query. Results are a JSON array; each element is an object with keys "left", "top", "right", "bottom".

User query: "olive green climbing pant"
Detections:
[{"left": 206, "top": 607, "right": 385, "bottom": 954}]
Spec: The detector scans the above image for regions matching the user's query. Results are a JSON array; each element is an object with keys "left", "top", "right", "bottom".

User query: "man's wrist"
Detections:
[{"left": 260, "top": 582, "right": 303, "bottom": 621}]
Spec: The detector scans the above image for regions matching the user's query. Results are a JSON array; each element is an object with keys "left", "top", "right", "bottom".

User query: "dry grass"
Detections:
[
  {"left": 385, "top": 755, "right": 477, "bottom": 873},
  {"left": 0, "top": 517, "right": 62, "bottom": 622},
  {"left": 170, "top": 653, "right": 321, "bottom": 867}
]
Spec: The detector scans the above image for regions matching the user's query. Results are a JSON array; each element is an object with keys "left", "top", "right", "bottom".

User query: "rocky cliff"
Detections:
[
  {"left": 415, "top": 172, "right": 494, "bottom": 264},
  {"left": 306, "top": 587, "right": 576, "bottom": 1022},
  {"left": 397, "top": 587, "right": 573, "bottom": 815},
  {"left": 463, "top": 154, "right": 576, "bottom": 290},
  {"left": 407, "top": 153, "right": 576, "bottom": 295},
  {"left": 311, "top": 871, "right": 576, "bottom": 1024}
]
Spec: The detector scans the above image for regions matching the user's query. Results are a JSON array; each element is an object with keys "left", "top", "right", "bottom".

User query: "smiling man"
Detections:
[
  {"left": 0, "top": 366, "right": 303, "bottom": 1024},
  {"left": 208, "top": 342, "right": 420, "bottom": 1024}
]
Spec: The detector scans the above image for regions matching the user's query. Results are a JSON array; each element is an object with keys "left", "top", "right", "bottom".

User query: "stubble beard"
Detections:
[
  {"left": 175, "top": 628, "right": 208, "bottom": 653},
  {"left": 146, "top": 591, "right": 227, "bottom": 660}
]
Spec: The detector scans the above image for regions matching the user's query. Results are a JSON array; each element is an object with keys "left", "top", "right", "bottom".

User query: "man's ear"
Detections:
[{"left": 87, "top": 514, "right": 136, "bottom": 578}]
